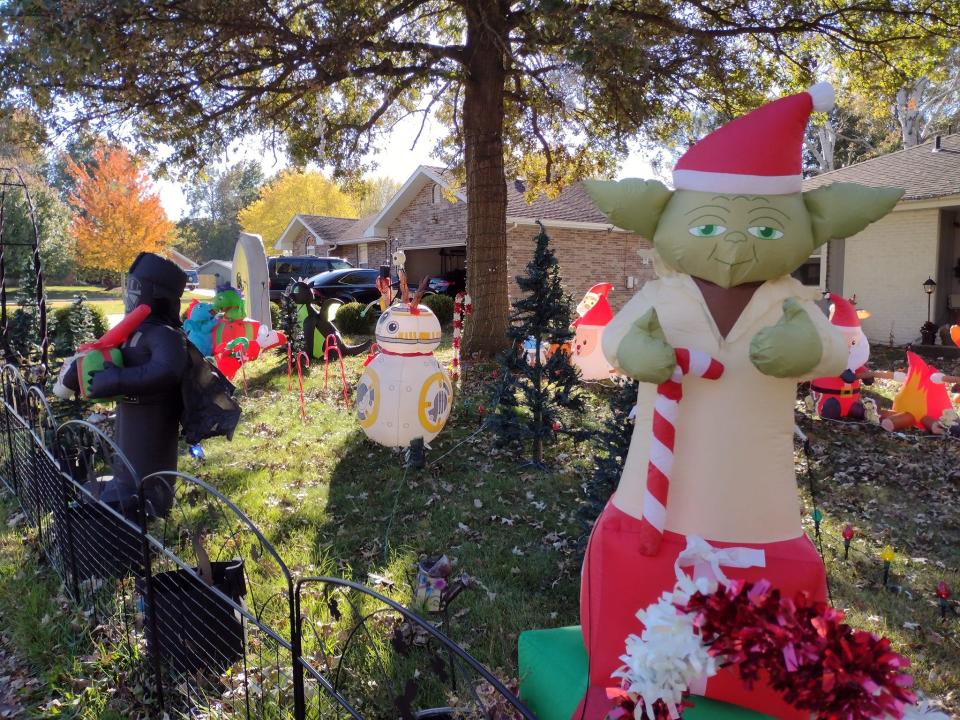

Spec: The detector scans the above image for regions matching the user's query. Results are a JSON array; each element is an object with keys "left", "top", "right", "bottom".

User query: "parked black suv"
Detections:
[{"left": 268, "top": 255, "right": 352, "bottom": 302}]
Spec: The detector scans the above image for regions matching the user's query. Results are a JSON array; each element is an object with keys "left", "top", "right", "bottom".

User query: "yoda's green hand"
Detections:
[
  {"left": 616, "top": 308, "right": 677, "bottom": 384},
  {"left": 749, "top": 298, "right": 823, "bottom": 378}
]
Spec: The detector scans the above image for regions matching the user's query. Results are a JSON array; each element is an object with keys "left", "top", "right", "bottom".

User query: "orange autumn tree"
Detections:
[{"left": 68, "top": 144, "right": 175, "bottom": 275}]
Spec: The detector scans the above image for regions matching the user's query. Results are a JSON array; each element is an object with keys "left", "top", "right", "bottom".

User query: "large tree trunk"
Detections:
[{"left": 461, "top": 0, "right": 509, "bottom": 358}]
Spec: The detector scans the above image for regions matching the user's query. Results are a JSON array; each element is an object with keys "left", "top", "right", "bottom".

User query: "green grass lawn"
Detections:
[
  {"left": 0, "top": 339, "right": 958, "bottom": 717},
  {"left": 10, "top": 285, "right": 210, "bottom": 318}
]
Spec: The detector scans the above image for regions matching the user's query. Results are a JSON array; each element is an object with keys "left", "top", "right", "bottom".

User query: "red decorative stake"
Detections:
[
  {"left": 551, "top": 420, "right": 560, "bottom": 433},
  {"left": 842, "top": 524, "right": 855, "bottom": 560},
  {"left": 477, "top": 403, "right": 485, "bottom": 428}
]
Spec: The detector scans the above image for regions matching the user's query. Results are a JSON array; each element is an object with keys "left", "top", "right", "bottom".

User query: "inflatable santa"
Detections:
[
  {"left": 571, "top": 283, "right": 615, "bottom": 380},
  {"left": 810, "top": 294, "right": 871, "bottom": 420}
]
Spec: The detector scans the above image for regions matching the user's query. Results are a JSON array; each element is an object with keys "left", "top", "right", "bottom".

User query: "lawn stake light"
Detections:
[
  {"left": 842, "top": 524, "right": 855, "bottom": 560},
  {"left": 812, "top": 508, "right": 823, "bottom": 537},
  {"left": 882, "top": 545, "right": 895, "bottom": 586}
]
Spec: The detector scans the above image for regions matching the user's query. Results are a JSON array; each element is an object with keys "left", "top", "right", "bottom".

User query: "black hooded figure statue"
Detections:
[{"left": 82, "top": 252, "right": 189, "bottom": 514}]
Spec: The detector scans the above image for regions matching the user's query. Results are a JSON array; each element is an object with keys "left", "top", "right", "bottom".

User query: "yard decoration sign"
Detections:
[
  {"left": 355, "top": 272, "right": 453, "bottom": 449},
  {"left": 575, "top": 83, "right": 904, "bottom": 719}
]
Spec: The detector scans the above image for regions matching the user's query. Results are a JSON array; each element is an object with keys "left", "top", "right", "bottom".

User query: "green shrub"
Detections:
[
  {"left": 334, "top": 301, "right": 375, "bottom": 334},
  {"left": 269, "top": 302, "right": 281, "bottom": 329},
  {"left": 421, "top": 293, "right": 454, "bottom": 326}
]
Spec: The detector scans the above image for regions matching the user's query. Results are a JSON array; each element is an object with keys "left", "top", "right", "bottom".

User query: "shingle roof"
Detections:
[
  {"left": 506, "top": 181, "right": 608, "bottom": 223},
  {"left": 300, "top": 215, "right": 358, "bottom": 241},
  {"left": 335, "top": 214, "right": 380, "bottom": 243},
  {"left": 802, "top": 133, "right": 960, "bottom": 201}
]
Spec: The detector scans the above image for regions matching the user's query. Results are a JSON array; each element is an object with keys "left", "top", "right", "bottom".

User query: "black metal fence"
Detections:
[{"left": 0, "top": 363, "right": 534, "bottom": 720}]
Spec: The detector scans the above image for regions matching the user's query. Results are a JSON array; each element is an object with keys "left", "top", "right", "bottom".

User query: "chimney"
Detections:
[{"left": 934, "top": 135, "right": 942, "bottom": 152}]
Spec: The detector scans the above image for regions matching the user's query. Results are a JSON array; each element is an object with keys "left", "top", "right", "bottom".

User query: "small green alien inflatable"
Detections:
[{"left": 574, "top": 83, "right": 904, "bottom": 719}]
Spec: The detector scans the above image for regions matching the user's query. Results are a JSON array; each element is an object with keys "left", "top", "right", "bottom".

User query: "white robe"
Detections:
[{"left": 602, "top": 265, "right": 847, "bottom": 543}]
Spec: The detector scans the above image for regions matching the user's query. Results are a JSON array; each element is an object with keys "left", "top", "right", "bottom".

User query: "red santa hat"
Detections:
[
  {"left": 828, "top": 293, "right": 860, "bottom": 329},
  {"left": 573, "top": 282, "right": 614, "bottom": 327},
  {"left": 673, "top": 82, "right": 835, "bottom": 195}
]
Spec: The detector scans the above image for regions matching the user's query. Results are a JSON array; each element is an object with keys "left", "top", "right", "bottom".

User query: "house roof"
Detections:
[
  {"left": 362, "top": 164, "right": 617, "bottom": 238},
  {"left": 164, "top": 247, "right": 198, "bottom": 269},
  {"left": 803, "top": 133, "right": 960, "bottom": 202},
  {"left": 506, "top": 181, "right": 608, "bottom": 224},
  {"left": 274, "top": 213, "right": 360, "bottom": 251},
  {"left": 196, "top": 259, "right": 231, "bottom": 274}
]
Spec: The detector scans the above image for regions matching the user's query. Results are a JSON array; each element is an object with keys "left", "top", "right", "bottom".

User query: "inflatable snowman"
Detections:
[{"left": 355, "top": 298, "right": 453, "bottom": 448}]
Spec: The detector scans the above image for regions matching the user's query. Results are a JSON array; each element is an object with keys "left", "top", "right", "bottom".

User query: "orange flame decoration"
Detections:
[{"left": 892, "top": 352, "right": 953, "bottom": 428}]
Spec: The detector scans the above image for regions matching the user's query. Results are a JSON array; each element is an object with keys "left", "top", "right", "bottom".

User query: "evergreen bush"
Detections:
[{"left": 421, "top": 293, "right": 454, "bottom": 326}]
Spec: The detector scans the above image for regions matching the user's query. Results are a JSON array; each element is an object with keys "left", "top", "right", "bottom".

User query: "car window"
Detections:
[
  {"left": 338, "top": 271, "right": 375, "bottom": 285},
  {"left": 330, "top": 258, "right": 351, "bottom": 270}
]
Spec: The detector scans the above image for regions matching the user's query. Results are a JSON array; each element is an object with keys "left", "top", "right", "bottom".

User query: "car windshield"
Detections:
[{"left": 328, "top": 259, "right": 351, "bottom": 270}]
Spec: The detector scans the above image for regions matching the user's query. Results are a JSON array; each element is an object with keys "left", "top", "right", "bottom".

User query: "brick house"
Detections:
[
  {"left": 274, "top": 165, "right": 655, "bottom": 311},
  {"left": 804, "top": 133, "right": 960, "bottom": 344}
]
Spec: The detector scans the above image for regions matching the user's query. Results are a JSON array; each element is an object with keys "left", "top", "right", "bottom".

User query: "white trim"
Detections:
[
  {"left": 399, "top": 241, "right": 467, "bottom": 251},
  {"left": 275, "top": 214, "right": 322, "bottom": 252},
  {"left": 892, "top": 194, "right": 960, "bottom": 212},
  {"left": 672, "top": 169, "right": 802, "bottom": 195},
  {"left": 334, "top": 237, "right": 387, "bottom": 247},
  {"left": 364, "top": 165, "right": 463, "bottom": 238},
  {"left": 506, "top": 216, "right": 632, "bottom": 232}
]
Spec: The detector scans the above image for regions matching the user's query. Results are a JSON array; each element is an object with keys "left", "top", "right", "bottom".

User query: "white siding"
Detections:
[{"left": 841, "top": 207, "right": 941, "bottom": 345}]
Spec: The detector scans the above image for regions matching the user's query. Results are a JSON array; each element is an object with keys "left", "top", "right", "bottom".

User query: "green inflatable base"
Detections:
[{"left": 518, "top": 626, "right": 775, "bottom": 720}]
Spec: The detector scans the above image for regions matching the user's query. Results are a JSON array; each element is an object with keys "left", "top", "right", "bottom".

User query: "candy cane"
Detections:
[
  {"left": 639, "top": 348, "right": 724, "bottom": 556},
  {"left": 450, "top": 292, "right": 473, "bottom": 382},
  {"left": 322, "top": 334, "right": 349, "bottom": 404}
]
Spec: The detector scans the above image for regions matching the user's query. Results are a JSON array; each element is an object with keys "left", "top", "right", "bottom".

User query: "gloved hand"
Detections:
[
  {"left": 840, "top": 368, "right": 856, "bottom": 383},
  {"left": 88, "top": 362, "right": 121, "bottom": 398}
]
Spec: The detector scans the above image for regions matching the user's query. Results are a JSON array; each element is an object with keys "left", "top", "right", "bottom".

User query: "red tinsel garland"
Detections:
[{"left": 681, "top": 580, "right": 916, "bottom": 720}]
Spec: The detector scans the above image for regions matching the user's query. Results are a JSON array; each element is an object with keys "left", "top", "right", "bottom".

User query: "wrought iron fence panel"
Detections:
[
  {"left": 1, "top": 363, "right": 29, "bottom": 417},
  {"left": 294, "top": 578, "right": 535, "bottom": 720},
  {"left": 140, "top": 471, "right": 302, "bottom": 719},
  {"left": 0, "top": 385, "right": 531, "bottom": 720}
]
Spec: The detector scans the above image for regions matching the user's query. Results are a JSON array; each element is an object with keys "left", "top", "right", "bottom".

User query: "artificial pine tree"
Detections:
[
  {"left": 278, "top": 288, "right": 305, "bottom": 358},
  {"left": 577, "top": 377, "right": 638, "bottom": 537},
  {"left": 488, "top": 221, "right": 583, "bottom": 465}
]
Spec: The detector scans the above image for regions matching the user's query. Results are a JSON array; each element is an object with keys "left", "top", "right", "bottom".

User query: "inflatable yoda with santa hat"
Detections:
[{"left": 577, "top": 83, "right": 903, "bottom": 718}]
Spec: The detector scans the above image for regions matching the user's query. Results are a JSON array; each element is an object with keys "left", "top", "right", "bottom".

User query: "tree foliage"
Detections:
[
  {"left": 238, "top": 170, "right": 357, "bottom": 253},
  {"left": 179, "top": 160, "right": 263, "bottom": 261},
  {"left": 67, "top": 144, "right": 175, "bottom": 274},
  {"left": 2, "top": 0, "right": 954, "bottom": 353}
]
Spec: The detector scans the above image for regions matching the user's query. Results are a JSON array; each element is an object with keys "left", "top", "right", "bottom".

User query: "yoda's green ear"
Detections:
[
  {"left": 584, "top": 179, "right": 673, "bottom": 239},
  {"left": 803, "top": 182, "right": 904, "bottom": 247}
]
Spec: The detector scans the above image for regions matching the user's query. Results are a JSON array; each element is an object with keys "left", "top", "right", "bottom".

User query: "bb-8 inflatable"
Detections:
[{"left": 355, "top": 302, "right": 453, "bottom": 447}]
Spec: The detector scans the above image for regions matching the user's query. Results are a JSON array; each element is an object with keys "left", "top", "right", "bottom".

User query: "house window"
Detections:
[
  {"left": 432, "top": 184, "right": 444, "bottom": 204},
  {"left": 358, "top": 243, "right": 369, "bottom": 266},
  {"left": 791, "top": 248, "right": 826, "bottom": 289}
]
